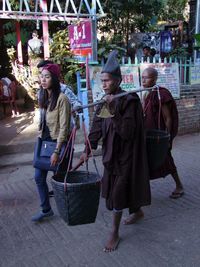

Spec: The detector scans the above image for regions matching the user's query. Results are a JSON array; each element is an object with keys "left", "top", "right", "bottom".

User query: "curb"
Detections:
[
  {"left": 0, "top": 146, "right": 102, "bottom": 168},
  {"left": 0, "top": 143, "right": 35, "bottom": 156}
]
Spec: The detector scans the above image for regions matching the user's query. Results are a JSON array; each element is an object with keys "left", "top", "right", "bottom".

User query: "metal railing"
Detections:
[
  {"left": 0, "top": 0, "right": 106, "bottom": 21},
  {"left": 104, "top": 56, "right": 195, "bottom": 85},
  {"left": 76, "top": 56, "right": 199, "bottom": 129}
]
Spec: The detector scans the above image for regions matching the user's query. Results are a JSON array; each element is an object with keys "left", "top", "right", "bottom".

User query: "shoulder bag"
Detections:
[{"left": 33, "top": 137, "right": 70, "bottom": 172}]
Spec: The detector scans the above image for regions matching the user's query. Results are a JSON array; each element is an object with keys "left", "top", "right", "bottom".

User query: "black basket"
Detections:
[
  {"left": 51, "top": 171, "right": 101, "bottom": 226},
  {"left": 146, "top": 129, "right": 170, "bottom": 171}
]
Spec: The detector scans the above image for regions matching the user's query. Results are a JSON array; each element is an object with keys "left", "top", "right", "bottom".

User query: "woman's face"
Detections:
[{"left": 40, "top": 69, "right": 52, "bottom": 90}]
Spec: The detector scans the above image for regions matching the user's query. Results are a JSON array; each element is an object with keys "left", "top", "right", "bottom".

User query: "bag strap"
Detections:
[{"left": 28, "top": 43, "right": 35, "bottom": 54}]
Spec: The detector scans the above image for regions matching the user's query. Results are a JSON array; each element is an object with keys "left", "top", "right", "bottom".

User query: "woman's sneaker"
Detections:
[{"left": 31, "top": 209, "right": 54, "bottom": 222}]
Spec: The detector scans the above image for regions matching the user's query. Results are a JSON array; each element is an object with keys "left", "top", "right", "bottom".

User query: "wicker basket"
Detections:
[
  {"left": 146, "top": 129, "right": 170, "bottom": 170},
  {"left": 51, "top": 171, "right": 101, "bottom": 226}
]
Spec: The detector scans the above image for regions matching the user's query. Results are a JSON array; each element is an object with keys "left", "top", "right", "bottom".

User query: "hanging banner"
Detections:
[
  {"left": 68, "top": 20, "right": 92, "bottom": 61},
  {"left": 140, "top": 63, "right": 180, "bottom": 98},
  {"left": 89, "top": 66, "right": 140, "bottom": 102},
  {"left": 160, "top": 30, "right": 173, "bottom": 53}
]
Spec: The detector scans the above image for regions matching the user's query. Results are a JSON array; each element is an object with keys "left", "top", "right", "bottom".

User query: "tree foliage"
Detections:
[
  {"left": 99, "top": 0, "right": 164, "bottom": 43},
  {"left": 159, "top": 0, "right": 188, "bottom": 22},
  {"left": 98, "top": 0, "right": 188, "bottom": 48},
  {"left": 49, "top": 29, "right": 84, "bottom": 90}
]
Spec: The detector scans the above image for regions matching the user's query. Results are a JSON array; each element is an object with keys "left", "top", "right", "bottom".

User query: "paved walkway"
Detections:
[
  {"left": 0, "top": 112, "right": 200, "bottom": 267},
  {"left": 0, "top": 110, "right": 95, "bottom": 164}
]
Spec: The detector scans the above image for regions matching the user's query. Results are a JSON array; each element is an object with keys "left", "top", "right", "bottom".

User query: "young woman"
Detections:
[{"left": 32, "top": 63, "right": 71, "bottom": 222}]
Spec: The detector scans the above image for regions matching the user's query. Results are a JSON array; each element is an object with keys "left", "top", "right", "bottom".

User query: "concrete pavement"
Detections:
[{"left": 0, "top": 111, "right": 200, "bottom": 266}]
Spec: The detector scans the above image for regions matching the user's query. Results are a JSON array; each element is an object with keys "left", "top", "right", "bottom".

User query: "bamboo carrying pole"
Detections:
[{"left": 73, "top": 86, "right": 157, "bottom": 111}]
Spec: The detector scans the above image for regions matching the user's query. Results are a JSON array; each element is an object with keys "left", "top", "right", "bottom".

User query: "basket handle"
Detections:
[
  {"left": 55, "top": 127, "right": 76, "bottom": 174},
  {"left": 70, "top": 159, "right": 84, "bottom": 172},
  {"left": 81, "top": 115, "right": 101, "bottom": 180},
  {"left": 63, "top": 115, "right": 101, "bottom": 192},
  {"left": 63, "top": 126, "right": 77, "bottom": 191}
]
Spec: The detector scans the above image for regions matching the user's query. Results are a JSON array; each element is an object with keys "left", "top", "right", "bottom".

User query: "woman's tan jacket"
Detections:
[{"left": 46, "top": 93, "right": 71, "bottom": 143}]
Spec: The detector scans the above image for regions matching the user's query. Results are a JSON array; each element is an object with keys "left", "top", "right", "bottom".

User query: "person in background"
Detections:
[
  {"left": 150, "top": 48, "right": 156, "bottom": 57},
  {"left": 0, "top": 76, "right": 19, "bottom": 117},
  {"left": 32, "top": 63, "right": 71, "bottom": 222},
  {"left": 124, "top": 67, "right": 184, "bottom": 224},
  {"left": 80, "top": 51, "right": 151, "bottom": 252},
  {"left": 27, "top": 30, "right": 43, "bottom": 74},
  {"left": 142, "top": 46, "right": 153, "bottom": 62},
  {"left": 28, "top": 30, "right": 43, "bottom": 60}
]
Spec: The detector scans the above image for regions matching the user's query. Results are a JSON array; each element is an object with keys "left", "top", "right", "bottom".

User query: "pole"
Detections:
[
  {"left": 40, "top": 0, "right": 50, "bottom": 59},
  {"left": 194, "top": 0, "right": 200, "bottom": 61},
  {"left": 16, "top": 21, "right": 23, "bottom": 65},
  {"left": 91, "top": 0, "right": 97, "bottom": 62},
  {"left": 73, "top": 86, "right": 156, "bottom": 111},
  {"left": 42, "top": 21, "right": 50, "bottom": 59}
]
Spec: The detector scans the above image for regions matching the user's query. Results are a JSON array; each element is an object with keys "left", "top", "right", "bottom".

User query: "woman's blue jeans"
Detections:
[{"left": 34, "top": 168, "right": 51, "bottom": 211}]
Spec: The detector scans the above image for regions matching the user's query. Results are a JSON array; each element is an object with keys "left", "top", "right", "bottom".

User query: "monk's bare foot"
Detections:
[
  {"left": 123, "top": 210, "right": 144, "bottom": 225},
  {"left": 103, "top": 232, "right": 120, "bottom": 252},
  {"left": 170, "top": 187, "right": 184, "bottom": 199}
]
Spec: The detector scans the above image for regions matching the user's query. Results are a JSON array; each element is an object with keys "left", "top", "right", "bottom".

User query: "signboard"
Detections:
[
  {"left": 89, "top": 66, "right": 140, "bottom": 102},
  {"left": 140, "top": 63, "right": 180, "bottom": 98},
  {"left": 121, "top": 66, "right": 140, "bottom": 91},
  {"left": 68, "top": 20, "right": 92, "bottom": 61},
  {"left": 190, "top": 65, "right": 200, "bottom": 85},
  {"left": 160, "top": 30, "right": 173, "bottom": 53}
]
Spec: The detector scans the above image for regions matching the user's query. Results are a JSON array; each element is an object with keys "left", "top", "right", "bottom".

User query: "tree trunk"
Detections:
[{"left": 126, "top": 11, "right": 130, "bottom": 51}]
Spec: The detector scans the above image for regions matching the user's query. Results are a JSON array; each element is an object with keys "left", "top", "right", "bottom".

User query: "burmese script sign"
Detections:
[
  {"left": 68, "top": 20, "right": 92, "bottom": 60},
  {"left": 89, "top": 66, "right": 140, "bottom": 102},
  {"left": 190, "top": 65, "right": 200, "bottom": 85},
  {"left": 140, "top": 63, "right": 180, "bottom": 98}
]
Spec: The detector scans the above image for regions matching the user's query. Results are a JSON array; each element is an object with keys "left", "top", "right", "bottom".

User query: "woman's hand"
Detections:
[{"left": 50, "top": 153, "right": 59, "bottom": 166}]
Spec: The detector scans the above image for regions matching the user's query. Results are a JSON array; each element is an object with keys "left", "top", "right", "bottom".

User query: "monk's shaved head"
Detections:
[
  {"left": 142, "top": 67, "right": 158, "bottom": 88},
  {"left": 143, "top": 67, "right": 158, "bottom": 79}
]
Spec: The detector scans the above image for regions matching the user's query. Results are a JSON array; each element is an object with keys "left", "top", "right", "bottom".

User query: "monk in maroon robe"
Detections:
[
  {"left": 80, "top": 51, "right": 151, "bottom": 252},
  {"left": 142, "top": 67, "right": 183, "bottom": 196},
  {"left": 124, "top": 67, "right": 184, "bottom": 225}
]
